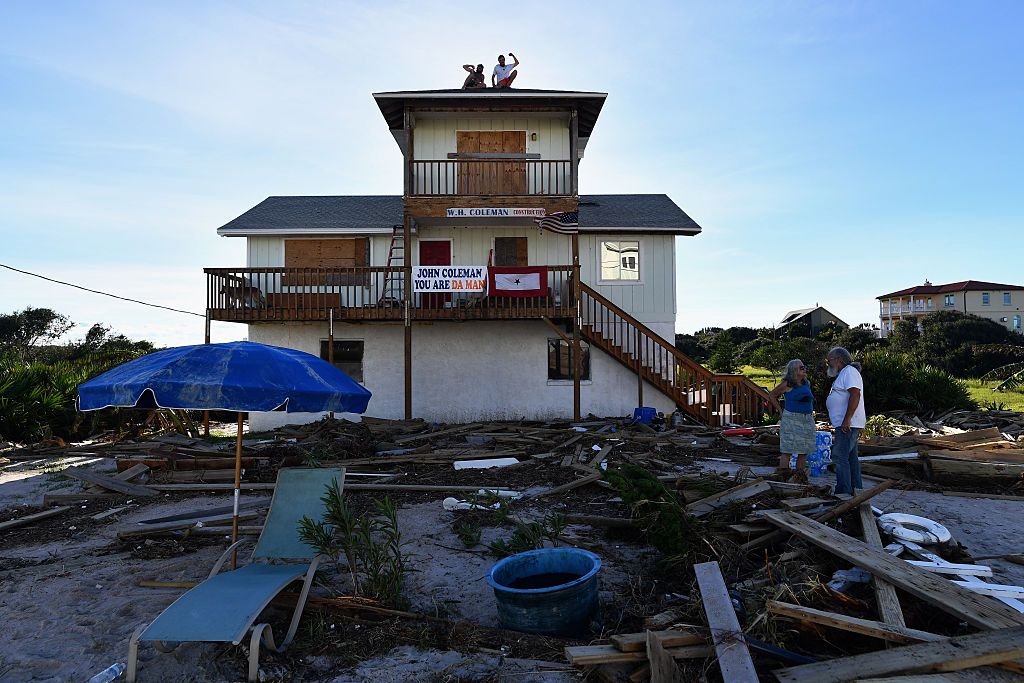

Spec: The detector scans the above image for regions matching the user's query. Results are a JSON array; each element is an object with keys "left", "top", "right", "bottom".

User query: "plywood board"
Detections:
[{"left": 693, "top": 561, "right": 758, "bottom": 682}]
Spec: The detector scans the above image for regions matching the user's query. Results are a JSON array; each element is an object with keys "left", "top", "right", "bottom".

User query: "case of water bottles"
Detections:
[{"left": 790, "top": 431, "right": 832, "bottom": 476}]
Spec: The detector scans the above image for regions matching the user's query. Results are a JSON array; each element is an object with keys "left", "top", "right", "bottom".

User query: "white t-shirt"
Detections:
[
  {"left": 493, "top": 63, "right": 515, "bottom": 81},
  {"left": 826, "top": 365, "right": 867, "bottom": 429}
]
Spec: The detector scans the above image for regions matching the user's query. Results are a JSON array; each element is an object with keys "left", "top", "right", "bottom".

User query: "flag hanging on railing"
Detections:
[
  {"left": 535, "top": 211, "right": 579, "bottom": 235},
  {"left": 488, "top": 266, "right": 548, "bottom": 297}
]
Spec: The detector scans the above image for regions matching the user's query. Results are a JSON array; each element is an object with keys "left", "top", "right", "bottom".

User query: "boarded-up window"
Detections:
[
  {"left": 285, "top": 239, "right": 369, "bottom": 285},
  {"left": 548, "top": 339, "right": 590, "bottom": 381},
  {"left": 320, "top": 340, "right": 364, "bottom": 383},
  {"left": 493, "top": 237, "right": 529, "bottom": 266}
]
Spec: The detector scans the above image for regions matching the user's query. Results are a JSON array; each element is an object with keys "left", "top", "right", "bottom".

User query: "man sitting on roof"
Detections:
[
  {"left": 462, "top": 64, "right": 486, "bottom": 89},
  {"left": 492, "top": 53, "right": 519, "bottom": 88}
]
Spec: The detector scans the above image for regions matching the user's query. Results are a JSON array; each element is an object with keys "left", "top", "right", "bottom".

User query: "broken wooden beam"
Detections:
[
  {"left": 773, "top": 625, "right": 1024, "bottom": 683},
  {"left": 761, "top": 511, "right": 1024, "bottom": 630},
  {"left": 859, "top": 502, "right": 907, "bottom": 631},
  {"left": 686, "top": 478, "right": 770, "bottom": 518},
  {"left": 693, "top": 561, "right": 758, "bottom": 682},
  {"left": 564, "top": 644, "right": 711, "bottom": 666},
  {"left": 63, "top": 466, "right": 158, "bottom": 496},
  {"left": 0, "top": 506, "right": 71, "bottom": 532}
]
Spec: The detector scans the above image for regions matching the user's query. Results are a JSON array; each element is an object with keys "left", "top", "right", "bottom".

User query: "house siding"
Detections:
[{"left": 247, "top": 320, "right": 675, "bottom": 428}]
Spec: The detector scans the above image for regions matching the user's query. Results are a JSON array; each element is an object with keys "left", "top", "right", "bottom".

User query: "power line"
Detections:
[{"left": 0, "top": 262, "right": 206, "bottom": 318}]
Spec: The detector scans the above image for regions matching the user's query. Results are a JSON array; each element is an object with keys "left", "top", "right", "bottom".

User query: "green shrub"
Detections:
[{"left": 860, "top": 350, "right": 977, "bottom": 414}]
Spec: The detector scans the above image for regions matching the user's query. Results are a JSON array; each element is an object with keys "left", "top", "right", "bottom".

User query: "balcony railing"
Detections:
[
  {"left": 206, "top": 266, "right": 575, "bottom": 323},
  {"left": 409, "top": 159, "right": 573, "bottom": 196}
]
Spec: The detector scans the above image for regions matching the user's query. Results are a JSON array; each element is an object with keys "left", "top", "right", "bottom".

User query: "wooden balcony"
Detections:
[
  {"left": 206, "top": 267, "right": 575, "bottom": 323},
  {"left": 409, "top": 159, "right": 574, "bottom": 196}
]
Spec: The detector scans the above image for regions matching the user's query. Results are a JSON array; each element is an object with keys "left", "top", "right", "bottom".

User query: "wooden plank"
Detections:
[
  {"left": 686, "top": 479, "right": 770, "bottom": 518},
  {"left": 926, "top": 450, "right": 1024, "bottom": 464},
  {"left": 781, "top": 496, "right": 832, "bottom": 511},
  {"left": 693, "top": 561, "right": 758, "bottom": 682},
  {"left": 742, "top": 479, "right": 895, "bottom": 552},
  {"left": 530, "top": 472, "right": 602, "bottom": 499},
  {"left": 117, "top": 511, "right": 259, "bottom": 539},
  {"left": 0, "top": 506, "right": 71, "bottom": 532},
  {"left": 63, "top": 466, "right": 158, "bottom": 496},
  {"left": 773, "top": 625, "right": 1024, "bottom": 683},
  {"left": 564, "top": 644, "right": 712, "bottom": 666},
  {"left": 860, "top": 452, "right": 921, "bottom": 462},
  {"left": 908, "top": 561, "right": 994, "bottom": 577},
  {"left": 647, "top": 630, "right": 685, "bottom": 683},
  {"left": 767, "top": 601, "right": 942, "bottom": 644},
  {"left": 610, "top": 630, "right": 704, "bottom": 652},
  {"left": 860, "top": 503, "right": 907, "bottom": 630},
  {"left": 927, "top": 459, "right": 1024, "bottom": 479},
  {"left": 950, "top": 582, "right": 1024, "bottom": 599},
  {"left": 148, "top": 483, "right": 518, "bottom": 494},
  {"left": 91, "top": 505, "right": 133, "bottom": 521},
  {"left": 761, "top": 511, "right": 1024, "bottom": 630},
  {"left": 43, "top": 492, "right": 118, "bottom": 505},
  {"left": 942, "top": 492, "right": 1024, "bottom": 502}
]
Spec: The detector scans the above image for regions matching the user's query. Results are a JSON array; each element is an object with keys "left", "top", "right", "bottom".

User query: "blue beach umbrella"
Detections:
[{"left": 78, "top": 341, "right": 371, "bottom": 547}]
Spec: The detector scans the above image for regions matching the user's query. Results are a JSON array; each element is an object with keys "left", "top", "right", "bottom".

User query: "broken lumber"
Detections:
[
  {"left": 686, "top": 478, "right": 770, "bottom": 518},
  {"left": 693, "top": 561, "right": 758, "bottom": 682},
  {"left": 563, "top": 644, "right": 711, "bottom": 666},
  {"left": 63, "top": 466, "right": 158, "bottom": 496},
  {"left": 646, "top": 630, "right": 685, "bottom": 683},
  {"left": 761, "top": 511, "right": 1024, "bottom": 629},
  {"left": 609, "top": 630, "right": 705, "bottom": 653},
  {"left": 0, "top": 505, "right": 71, "bottom": 532},
  {"left": 859, "top": 502, "right": 906, "bottom": 630},
  {"left": 117, "top": 511, "right": 259, "bottom": 539},
  {"left": 772, "top": 625, "right": 1024, "bottom": 683},
  {"left": 742, "top": 479, "right": 894, "bottom": 552},
  {"left": 766, "top": 601, "right": 943, "bottom": 644},
  {"left": 43, "top": 492, "right": 118, "bottom": 505},
  {"left": 531, "top": 472, "right": 603, "bottom": 499}
]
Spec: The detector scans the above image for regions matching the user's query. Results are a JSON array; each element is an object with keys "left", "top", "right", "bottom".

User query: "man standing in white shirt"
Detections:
[
  {"left": 492, "top": 53, "right": 520, "bottom": 88},
  {"left": 825, "top": 346, "right": 867, "bottom": 495}
]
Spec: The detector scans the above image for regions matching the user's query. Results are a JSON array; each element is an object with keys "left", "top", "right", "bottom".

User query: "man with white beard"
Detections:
[{"left": 825, "top": 346, "right": 866, "bottom": 495}]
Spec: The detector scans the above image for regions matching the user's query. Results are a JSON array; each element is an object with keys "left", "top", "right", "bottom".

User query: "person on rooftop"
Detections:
[
  {"left": 462, "top": 64, "right": 486, "bottom": 89},
  {"left": 492, "top": 53, "right": 519, "bottom": 88}
]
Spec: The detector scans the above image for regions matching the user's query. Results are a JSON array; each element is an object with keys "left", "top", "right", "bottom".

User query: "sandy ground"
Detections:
[{"left": 2, "top": 455, "right": 1024, "bottom": 682}]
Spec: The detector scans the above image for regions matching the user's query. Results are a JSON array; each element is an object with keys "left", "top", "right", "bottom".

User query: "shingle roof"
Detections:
[
  {"left": 877, "top": 280, "right": 1024, "bottom": 299},
  {"left": 216, "top": 194, "right": 702, "bottom": 236}
]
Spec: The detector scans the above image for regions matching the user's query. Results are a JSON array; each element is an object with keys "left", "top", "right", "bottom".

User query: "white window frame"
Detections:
[
  {"left": 943, "top": 294, "right": 955, "bottom": 307},
  {"left": 598, "top": 239, "right": 643, "bottom": 284},
  {"left": 982, "top": 292, "right": 991, "bottom": 306}
]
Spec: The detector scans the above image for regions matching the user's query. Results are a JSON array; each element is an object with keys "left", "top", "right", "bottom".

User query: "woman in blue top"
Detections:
[{"left": 768, "top": 359, "right": 815, "bottom": 483}]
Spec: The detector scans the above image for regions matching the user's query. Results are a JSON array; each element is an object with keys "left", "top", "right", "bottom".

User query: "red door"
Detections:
[{"left": 419, "top": 240, "right": 451, "bottom": 309}]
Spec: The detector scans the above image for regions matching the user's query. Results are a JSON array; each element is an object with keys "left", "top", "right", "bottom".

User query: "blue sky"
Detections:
[{"left": 1, "top": 1, "right": 1022, "bottom": 346}]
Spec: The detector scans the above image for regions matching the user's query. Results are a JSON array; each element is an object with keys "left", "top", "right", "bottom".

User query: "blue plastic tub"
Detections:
[
  {"left": 486, "top": 548, "right": 602, "bottom": 636},
  {"left": 633, "top": 407, "right": 657, "bottom": 425}
]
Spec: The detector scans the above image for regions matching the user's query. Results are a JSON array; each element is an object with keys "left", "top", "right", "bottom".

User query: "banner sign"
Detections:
[
  {"left": 446, "top": 207, "right": 545, "bottom": 218},
  {"left": 412, "top": 266, "right": 487, "bottom": 293},
  {"left": 488, "top": 266, "right": 548, "bottom": 298}
]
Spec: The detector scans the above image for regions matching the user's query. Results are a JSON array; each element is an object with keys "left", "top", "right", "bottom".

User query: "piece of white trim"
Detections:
[
  {"left": 951, "top": 581, "right": 1024, "bottom": 599},
  {"left": 906, "top": 560, "right": 993, "bottom": 577}
]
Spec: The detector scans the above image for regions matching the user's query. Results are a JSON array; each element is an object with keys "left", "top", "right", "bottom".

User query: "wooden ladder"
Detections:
[
  {"left": 578, "top": 282, "right": 772, "bottom": 427},
  {"left": 378, "top": 225, "right": 405, "bottom": 306}
]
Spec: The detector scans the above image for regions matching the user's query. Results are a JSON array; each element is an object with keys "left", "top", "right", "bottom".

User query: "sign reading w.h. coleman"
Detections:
[
  {"left": 446, "top": 207, "right": 545, "bottom": 218},
  {"left": 413, "top": 266, "right": 487, "bottom": 292}
]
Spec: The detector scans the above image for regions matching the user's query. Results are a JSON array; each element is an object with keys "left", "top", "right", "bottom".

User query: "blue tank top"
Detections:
[{"left": 783, "top": 382, "right": 814, "bottom": 414}]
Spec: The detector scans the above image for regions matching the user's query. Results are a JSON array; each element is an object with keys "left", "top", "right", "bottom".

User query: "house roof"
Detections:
[
  {"left": 877, "top": 280, "right": 1024, "bottom": 299},
  {"left": 778, "top": 305, "right": 848, "bottom": 328},
  {"left": 216, "top": 194, "right": 702, "bottom": 236},
  {"left": 372, "top": 89, "right": 608, "bottom": 139}
]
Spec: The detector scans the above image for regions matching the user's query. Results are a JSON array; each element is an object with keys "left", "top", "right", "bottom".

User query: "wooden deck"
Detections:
[{"left": 206, "top": 266, "right": 574, "bottom": 323}]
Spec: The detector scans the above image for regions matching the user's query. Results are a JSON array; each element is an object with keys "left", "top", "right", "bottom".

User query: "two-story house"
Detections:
[
  {"left": 206, "top": 89, "right": 767, "bottom": 428},
  {"left": 877, "top": 280, "right": 1024, "bottom": 337}
]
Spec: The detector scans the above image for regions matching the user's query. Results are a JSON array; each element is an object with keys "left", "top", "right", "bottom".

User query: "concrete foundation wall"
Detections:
[{"left": 248, "top": 321, "right": 676, "bottom": 429}]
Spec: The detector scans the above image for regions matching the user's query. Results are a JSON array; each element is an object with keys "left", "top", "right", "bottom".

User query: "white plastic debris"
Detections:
[
  {"left": 442, "top": 497, "right": 494, "bottom": 511},
  {"left": 878, "top": 513, "right": 951, "bottom": 545},
  {"left": 453, "top": 458, "right": 519, "bottom": 470}
]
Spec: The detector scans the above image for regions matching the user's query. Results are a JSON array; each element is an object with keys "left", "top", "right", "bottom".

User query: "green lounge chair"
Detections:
[{"left": 126, "top": 467, "right": 344, "bottom": 682}]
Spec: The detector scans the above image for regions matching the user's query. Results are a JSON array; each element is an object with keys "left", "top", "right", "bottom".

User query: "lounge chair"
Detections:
[{"left": 127, "top": 467, "right": 345, "bottom": 682}]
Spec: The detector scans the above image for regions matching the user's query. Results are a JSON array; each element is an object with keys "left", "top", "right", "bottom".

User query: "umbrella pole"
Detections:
[{"left": 231, "top": 411, "right": 243, "bottom": 569}]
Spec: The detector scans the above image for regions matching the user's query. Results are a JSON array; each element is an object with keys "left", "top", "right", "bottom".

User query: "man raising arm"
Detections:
[
  {"left": 492, "top": 52, "right": 520, "bottom": 88},
  {"left": 462, "top": 64, "right": 485, "bottom": 89}
]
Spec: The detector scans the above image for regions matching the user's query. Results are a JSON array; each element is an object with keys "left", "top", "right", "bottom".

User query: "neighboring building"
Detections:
[
  {"left": 877, "top": 280, "right": 1024, "bottom": 337},
  {"left": 777, "top": 306, "right": 849, "bottom": 336},
  {"left": 207, "top": 88, "right": 767, "bottom": 427}
]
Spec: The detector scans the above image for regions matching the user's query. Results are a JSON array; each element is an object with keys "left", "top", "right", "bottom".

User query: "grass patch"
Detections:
[
  {"left": 740, "top": 365, "right": 778, "bottom": 389},
  {"left": 964, "top": 379, "right": 1024, "bottom": 412}
]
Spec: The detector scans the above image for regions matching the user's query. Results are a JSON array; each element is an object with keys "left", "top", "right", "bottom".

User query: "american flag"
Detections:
[{"left": 535, "top": 211, "right": 579, "bottom": 235}]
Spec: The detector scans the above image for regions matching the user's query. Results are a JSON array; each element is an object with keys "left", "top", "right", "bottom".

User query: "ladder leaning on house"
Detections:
[
  {"left": 378, "top": 225, "right": 405, "bottom": 306},
  {"left": 576, "top": 282, "right": 773, "bottom": 427}
]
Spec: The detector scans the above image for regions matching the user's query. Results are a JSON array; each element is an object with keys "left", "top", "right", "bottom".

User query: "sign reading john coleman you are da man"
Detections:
[
  {"left": 412, "top": 266, "right": 487, "bottom": 292},
  {"left": 445, "top": 207, "right": 545, "bottom": 218}
]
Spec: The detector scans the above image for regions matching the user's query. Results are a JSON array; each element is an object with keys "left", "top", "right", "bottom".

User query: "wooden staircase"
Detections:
[{"left": 578, "top": 282, "right": 772, "bottom": 427}]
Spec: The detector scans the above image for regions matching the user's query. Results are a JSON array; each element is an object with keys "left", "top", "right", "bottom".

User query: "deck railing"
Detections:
[
  {"left": 205, "top": 266, "right": 575, "bottom": 322},
  {"left": 409, "top": 159, "right": 574, "bottom": 196}
]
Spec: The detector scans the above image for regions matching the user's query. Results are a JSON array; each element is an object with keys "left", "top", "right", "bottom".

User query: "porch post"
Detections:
[
  {"left": 328, "top": 309, "right": 335, "bottom": 419},
  {"left": 203, "top": 312, "right": 211, "bottom": 437},
  {"left": 403, "top": 213, "right": 413, "bottom": 419},
  {"left": 571, "top": 233, "right": 582, "bottom": 421},
  {"left": 569, "top": 108, "right": 582, "bottom": 421}
]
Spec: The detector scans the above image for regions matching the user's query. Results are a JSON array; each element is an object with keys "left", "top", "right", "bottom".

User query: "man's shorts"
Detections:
[{"left": 498, "top": 77, "right": 512, "bottom": 87}]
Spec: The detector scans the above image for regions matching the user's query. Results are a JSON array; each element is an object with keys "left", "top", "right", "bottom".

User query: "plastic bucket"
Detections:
[{"left": 486, "top": 548, "right": 602, "bottom": 636}]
